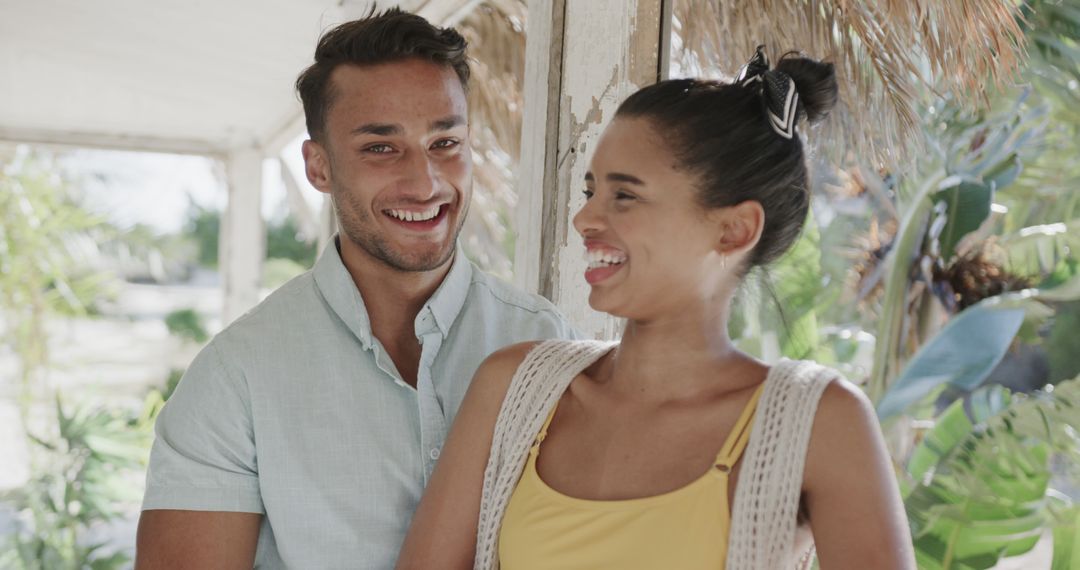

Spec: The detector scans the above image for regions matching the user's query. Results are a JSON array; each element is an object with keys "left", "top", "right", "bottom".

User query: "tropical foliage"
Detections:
[
  {"left": 0, "top": 396, "right": 162, "bottom": 570},
  {"left": 0, "top": 151, "right": 163, "bottom": 569},
  {"left": 704, "top": 0, "right": 1080, "bottom": 566}
]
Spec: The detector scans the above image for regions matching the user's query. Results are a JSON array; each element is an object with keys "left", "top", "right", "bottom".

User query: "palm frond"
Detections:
[{"left": 904, "top": 376, "right": 1080, "bottom": 568}]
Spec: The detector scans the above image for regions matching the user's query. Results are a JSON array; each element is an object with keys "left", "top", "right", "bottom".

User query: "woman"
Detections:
[{"left": 397, "top": 47, "right": 915, "bottom": 570}]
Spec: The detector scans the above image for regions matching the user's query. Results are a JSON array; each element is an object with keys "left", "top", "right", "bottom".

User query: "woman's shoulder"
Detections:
[
  {"left": 471, "top": 339, "right": 614, "bottom": 407},
  {"left": 482, "top": 339, "right": 611, "bottom": 375},
  {"left": 467, "top": 342, "right": 544, "bottom": 405},
  {"left": 470, "top": 340, "right": 582, "bottom": 395},
  {"left": 794, "top": 363, "right": 883, "bottom": 485},
  {"left": 768, "top": 359, "right": 871, "bottom": 417}
]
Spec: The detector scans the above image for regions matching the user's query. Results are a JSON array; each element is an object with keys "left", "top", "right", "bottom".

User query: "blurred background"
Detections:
[{"left": 1, "top": 0, "right": 1078, "bottom": 568}]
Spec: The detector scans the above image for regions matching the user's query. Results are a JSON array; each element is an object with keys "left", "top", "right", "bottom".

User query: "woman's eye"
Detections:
[
  {"left": 614, "top": 191, "right": 636, "bottom": 201},
  {"left": 583, "top": 189, "right": 594, "bottom": 199}
]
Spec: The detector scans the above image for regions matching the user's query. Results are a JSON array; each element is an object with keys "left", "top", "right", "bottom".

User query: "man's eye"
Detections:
[
  {"left": 431, "top": 139, "right": 460, "bottom": 150},
  {"left": 364, "top": 144, "right": 394, "bottom": 154}
]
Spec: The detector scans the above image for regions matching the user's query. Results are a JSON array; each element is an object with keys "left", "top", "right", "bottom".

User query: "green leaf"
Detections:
[
  {"left": 1000, "top": 220, "right": 1080, "bottom": 277},
  {"left": 1052, "top": 507, "right": 1080, "bottom": 570},
  {"left": 1036, "top": 274, "right": 1080, "bottom": 303},
  {"left": 983, "top": 153, "right": 1023, "bottom": 192},
  {"left": 877, "top": 305, "right": 1025, "bottom": 420},
  {"left": 906, "top": 387, "right": 1011, "bottom": 486},
  {"left": 932, "top": 181, "right": 993, "bottom": 262},
  {"left": 906, "top": 377, "right": 1080, "bottom": 568}
]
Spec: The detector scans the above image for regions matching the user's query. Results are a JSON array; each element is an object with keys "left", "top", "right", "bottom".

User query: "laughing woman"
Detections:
[{"left": 396, "top": 48, "right": 915, "bottom": 570}]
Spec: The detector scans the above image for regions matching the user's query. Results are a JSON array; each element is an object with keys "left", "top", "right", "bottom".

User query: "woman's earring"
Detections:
[{"left": 721, "top": 254, "right": 727, "bottom": 270}]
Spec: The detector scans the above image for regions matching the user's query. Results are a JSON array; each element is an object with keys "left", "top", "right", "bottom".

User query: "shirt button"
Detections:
[{"left": 429, "top": 448, "right": 441, "bottom": 460}]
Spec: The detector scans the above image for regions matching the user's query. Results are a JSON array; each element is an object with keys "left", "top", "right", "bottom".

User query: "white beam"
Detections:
[
  {"left": 260, "top": 111, "right": 307, "bottom": 157},
  {"left": 221, "top": 148, "right": 265, "bottom": 324},
  {"left": 513, "top": 0, "right": 563, "bottom": 297},
  {"left": 416, "top": 0, "right": 485, "bottom": 26},
  {"left": 279, "top": 159, "right": 320, "bottom": 242},
  {"left": 0, "top": 126, "right": 224, "bottom": 157},
  {"left": 515, "top": 0, "right": 671, "bottom": 340},
  {"left": 318, "top": 196, "right": 339, "bottom": 255},
  {"left": 337, "top": 0, "right": 481, "bottom": 25}
]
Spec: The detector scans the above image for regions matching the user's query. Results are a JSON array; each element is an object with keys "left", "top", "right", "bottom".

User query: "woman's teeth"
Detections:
[
  {"left": 387, "top": 206, "right": 441, "bottom": 222},
  {"left": 584, "top": 249, "right": 628, "bottom": 269}
]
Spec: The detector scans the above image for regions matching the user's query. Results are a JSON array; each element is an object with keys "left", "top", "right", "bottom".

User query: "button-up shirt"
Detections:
[{"left": 142, "top": 241, "right": 576, "bottom": 568}]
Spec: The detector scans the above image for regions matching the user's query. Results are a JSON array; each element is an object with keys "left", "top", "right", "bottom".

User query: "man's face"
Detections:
[{"left": 304, "top": 58, "right": 472, "bottom": 273}]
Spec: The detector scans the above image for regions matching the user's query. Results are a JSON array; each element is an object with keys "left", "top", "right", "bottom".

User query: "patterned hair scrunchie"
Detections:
[{"left": 735, "top": 45, "right": 799, "bottom": 140}]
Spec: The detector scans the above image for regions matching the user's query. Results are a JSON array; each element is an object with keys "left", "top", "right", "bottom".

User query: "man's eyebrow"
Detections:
[
  {"left": 430, "top": 115, "right": 466, "bottom": 132},
  {"left": 351, "top": 123, "right": 402, "bottom": 136},
  {"left": 607, "top": 172, "right": 644, "bottom": 185}
]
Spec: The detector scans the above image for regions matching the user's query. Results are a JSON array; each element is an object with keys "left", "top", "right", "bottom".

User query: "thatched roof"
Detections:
[
  {"left": 456, "top": 0, "right": 528, "bottom": 277},
  {"left": 673, "top": 0, "right": 1027, "bottom": 164},
  {"left": 455, "top": 0, "right": 1028, "bottom": 273}
]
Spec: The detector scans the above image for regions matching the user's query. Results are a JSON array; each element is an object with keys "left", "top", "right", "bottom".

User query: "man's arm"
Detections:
[
  {"left": 137, "top": 340, "right": 265, "bottom": 567},
  {"left": 135, "top": 510, "right": 261, "bottom": 569}
]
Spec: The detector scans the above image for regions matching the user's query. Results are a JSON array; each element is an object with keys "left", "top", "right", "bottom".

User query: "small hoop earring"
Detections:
[{"left": 720, "top": 254, "right": 727, "bottom": 270}]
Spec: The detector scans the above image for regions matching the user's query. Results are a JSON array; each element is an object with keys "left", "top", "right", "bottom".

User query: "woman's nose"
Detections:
[{"left": 572, "top": 195, "right": 604, "bottom": 237}]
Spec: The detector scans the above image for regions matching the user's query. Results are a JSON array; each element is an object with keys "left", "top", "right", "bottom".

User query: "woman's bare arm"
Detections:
[
  {"left": 395, "top": 342, "right": 538, "bottom": 570},
  {"left": 803, "top": 381, "right": 916, "bottom": 569}
]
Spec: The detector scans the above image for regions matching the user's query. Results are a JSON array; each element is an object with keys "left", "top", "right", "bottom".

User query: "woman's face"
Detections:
[{"left": 572, "top": 117, "right": 731, "bottom": 320}]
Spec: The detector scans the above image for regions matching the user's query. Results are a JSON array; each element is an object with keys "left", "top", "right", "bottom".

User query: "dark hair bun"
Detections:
[{"left": 775, "top": 56, "right": 838, "bottom": 125}]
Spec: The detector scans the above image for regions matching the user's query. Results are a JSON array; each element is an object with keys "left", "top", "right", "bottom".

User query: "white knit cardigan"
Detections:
[{"left": 473, "top": 340, "right": 839, "bottom": 570}]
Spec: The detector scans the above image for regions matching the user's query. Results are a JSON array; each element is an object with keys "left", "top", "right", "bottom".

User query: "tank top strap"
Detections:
[
  {"left": 715, "top": 383, "right": 766, "bottom": 470},
  {"left": 530, "top": 399, "right": 562, "bottom": 453}
]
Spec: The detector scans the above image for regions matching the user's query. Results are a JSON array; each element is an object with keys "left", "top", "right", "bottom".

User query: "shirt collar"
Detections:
[
  {"left": 421, "top": 246, "right": 472, "bottom": 339},
  {"left": 312, "top": 237, "right": 474, "bottom": 348},
  {"left": 312, "top": 237, "right": 375, "bottom": 349}
]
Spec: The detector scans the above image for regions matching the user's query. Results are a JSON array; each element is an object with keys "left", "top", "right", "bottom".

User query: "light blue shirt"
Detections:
[{"left": 142, "top": 240, "right": 576, "bottom": 568}]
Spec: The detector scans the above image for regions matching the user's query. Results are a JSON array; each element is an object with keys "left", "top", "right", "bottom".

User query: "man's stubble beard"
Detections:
[{"left": 331, "top": 179, "right": 469, "bottom": 273}]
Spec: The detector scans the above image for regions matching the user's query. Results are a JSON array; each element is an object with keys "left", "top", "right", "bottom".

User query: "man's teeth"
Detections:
[
  {"left": 388, "top": 206, "right": 441, "bottom": 222},
  {"left": 584, "top": 249, "right": 628, "bottom": 269}
]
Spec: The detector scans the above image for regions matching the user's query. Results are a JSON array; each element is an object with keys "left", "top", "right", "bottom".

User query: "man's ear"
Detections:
[
  {"left": 713, "top": 200, "right": 765, "bottom": 257},
  {"left": 302, "top": 140, "right": 332, "bottom": 194}
]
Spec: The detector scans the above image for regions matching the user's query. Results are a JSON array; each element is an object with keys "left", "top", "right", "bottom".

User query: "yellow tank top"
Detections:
[{"left": 498, "top": 384, "right": 765, "bottom": 570}]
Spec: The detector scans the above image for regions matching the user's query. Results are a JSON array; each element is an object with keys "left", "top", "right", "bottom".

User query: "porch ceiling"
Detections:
[{"left": 0, "top": 0, "right": 477, "bottom": 156}]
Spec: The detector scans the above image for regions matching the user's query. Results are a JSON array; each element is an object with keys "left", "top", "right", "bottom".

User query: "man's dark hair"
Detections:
[{"left": 295, "top": 7, "right": 470, "bottom": 143}]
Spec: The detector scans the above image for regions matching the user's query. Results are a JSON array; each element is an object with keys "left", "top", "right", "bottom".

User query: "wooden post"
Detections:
[
  {"left": 514, "top": 0, "right": 672, "bottom": 339},
  {"left": 221, "top": 148, "right": 265, "bottom": 324},
  {"left": 318, "top": 196, "right": 338, "bottom": 255}
]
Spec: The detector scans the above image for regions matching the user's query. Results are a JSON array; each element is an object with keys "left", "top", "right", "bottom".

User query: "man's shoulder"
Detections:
[
  {"left": 212, "top": 270, "right": 324, "bottom": 347},
  {"left": 466, "top": 268, "right": 561, "bottom": 317}
]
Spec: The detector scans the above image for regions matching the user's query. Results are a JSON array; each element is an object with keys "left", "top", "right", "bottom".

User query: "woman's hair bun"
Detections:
[{"left": 775, "top": 55, "right": 839, "bottom": 124}]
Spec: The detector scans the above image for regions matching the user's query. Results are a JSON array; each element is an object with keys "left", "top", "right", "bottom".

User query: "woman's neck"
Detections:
[{"left": 605, "top": 296, "right": 760, "bottom": 402}]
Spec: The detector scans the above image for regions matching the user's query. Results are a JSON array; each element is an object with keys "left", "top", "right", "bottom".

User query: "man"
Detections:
[{"left": 135, "top": 8, "right": 575, "bottom": 569}]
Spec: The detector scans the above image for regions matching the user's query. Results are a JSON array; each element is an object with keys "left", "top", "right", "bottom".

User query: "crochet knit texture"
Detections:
[{"left": 473, "top": 340, "right": 837, "bottom": 570}]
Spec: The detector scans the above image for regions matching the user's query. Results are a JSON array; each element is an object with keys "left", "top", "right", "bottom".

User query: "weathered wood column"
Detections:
[
  {"left": 221, "top": 147, "right": 265, "bottom": 324},
  {"left": 514, "top": 0, "right": 673, "bottom": 339}
]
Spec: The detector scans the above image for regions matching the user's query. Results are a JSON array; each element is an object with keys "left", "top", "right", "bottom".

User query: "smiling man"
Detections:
[{"left": 135, "top": 9, "right": 575, "bottom": 569}]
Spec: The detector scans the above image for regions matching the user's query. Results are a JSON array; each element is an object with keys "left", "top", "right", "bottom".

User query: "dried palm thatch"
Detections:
[
  {"left": 456, "top": 0, "right": 527, "bottom": 278},
  {"left": 673, "top": 0, "right": 1027, "bottom": 165}
]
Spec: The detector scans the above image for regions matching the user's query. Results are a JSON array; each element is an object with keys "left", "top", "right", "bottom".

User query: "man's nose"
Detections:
[{"left": 402, "top": 150, "right": 439, "bottom": 201}]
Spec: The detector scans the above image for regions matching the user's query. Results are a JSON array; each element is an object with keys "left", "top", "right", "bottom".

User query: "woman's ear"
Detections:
[{"left": 713, "top": 200, "right": 765, "bottom": 257}]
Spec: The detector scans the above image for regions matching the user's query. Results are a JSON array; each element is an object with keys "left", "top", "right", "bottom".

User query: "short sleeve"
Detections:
[{"left": 142, "top": 340, "right": 264, "bottom": 513}]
